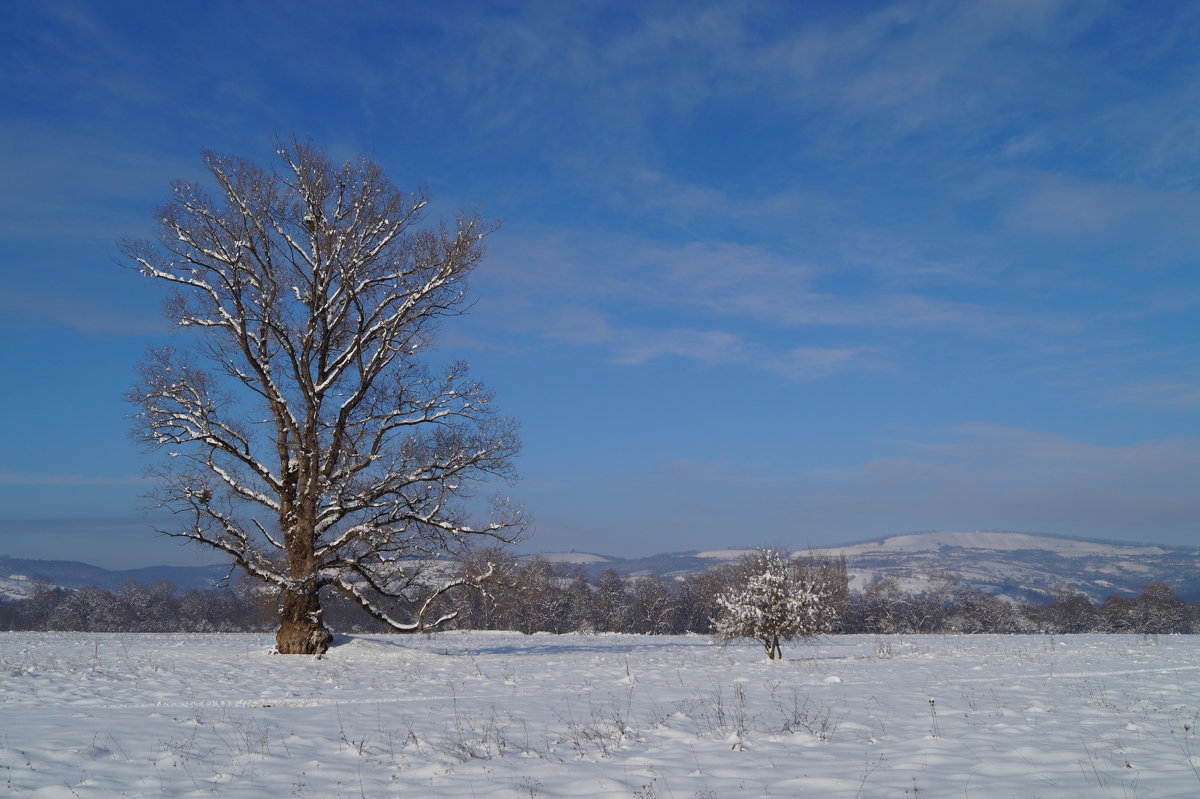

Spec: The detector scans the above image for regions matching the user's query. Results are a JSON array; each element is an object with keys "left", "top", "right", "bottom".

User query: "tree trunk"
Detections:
[{"left": 276, "top": 588, "right": 332, "bottom": 654}]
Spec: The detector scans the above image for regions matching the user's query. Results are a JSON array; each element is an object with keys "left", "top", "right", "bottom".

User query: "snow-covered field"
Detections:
[{"left": 2, "top": 632, "right": 1198, "bottom": 798}]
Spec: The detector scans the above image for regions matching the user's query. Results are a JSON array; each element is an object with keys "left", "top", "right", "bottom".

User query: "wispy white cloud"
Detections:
[
  {"left": 535, "top": 304, "right": 872, "bottom": 380},
  {"left": 753, "top": 0, "right": 1109, "bottom": 150},
  {"left": 608, "top": 328, "right": 748, "bottom": 368},
  {"left": 1105, "top": 379, "right": 1200, "bottom": 410},
  {"left": 0, "top": 287, "right": 166, "bottom": 337},
  {"left": 787, "top": 424, "right": 1200, "bottom": 540},
  {"left": 478, "top": 227, "right": 1081, "bottom": 374},
  {"left": 1004, "top": 173, "right": 1200, "bottom": 253},
  {"left": 0, "top": 123, "right": 206, "bottom": 240},
  {"left": 0, "top": 470, "right": 150, "bottom": 487},
  {"left": 763, "top": 346, "right": 879, "bottom": 382}
]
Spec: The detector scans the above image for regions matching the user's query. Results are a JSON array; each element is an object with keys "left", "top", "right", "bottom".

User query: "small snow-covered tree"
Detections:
[
  {"left": 711, "top": 549, "right": 836, "bottom": 660},
  {"left": 565, "top": 568, "right": 596, "bottom": 633},
  {"left": 630, "top": 576, "right": 674, "bottom": 634},
  {"left": 594, "top": 569, "right": 629, "bottom": 632},
  {"left": 124, "top": 139, "right": 523, "bottom": 654}
]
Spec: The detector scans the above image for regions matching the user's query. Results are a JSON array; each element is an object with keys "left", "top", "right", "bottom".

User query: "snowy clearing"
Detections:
[{"left": 2, "top": 632, "right": 1198, "bottom": 798}]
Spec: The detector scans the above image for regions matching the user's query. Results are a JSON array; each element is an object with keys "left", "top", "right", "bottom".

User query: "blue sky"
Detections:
[{"left": 1, "top": 0, "right": 1197, "bottom": 569}]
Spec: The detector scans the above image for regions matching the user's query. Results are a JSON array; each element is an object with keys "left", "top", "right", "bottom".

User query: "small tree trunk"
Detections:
[{"left": 276, "top": 588, "right": 332, "bottom": 654}]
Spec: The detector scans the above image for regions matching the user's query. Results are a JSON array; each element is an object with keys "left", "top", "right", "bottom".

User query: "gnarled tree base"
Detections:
[{"left": 276, "top": 590, "right": 333, "bottom": 655}]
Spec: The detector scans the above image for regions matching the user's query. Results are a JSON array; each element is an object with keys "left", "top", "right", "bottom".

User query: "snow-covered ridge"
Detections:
[
  {"left": 0, "top": 574, "right": 35, "bottom": 600},
  {"left": 694, "top": 548, "right": 756, "bottom": 560},
  {"left": 4, "top": 532, "right": 1196, "bottom": 604},
  {"left": 793, "top": 531, "right": 1198, "bottom": 603},
  {"left": 680, "top": 532, "right": 1198, "bottom": 603},
  {"left": 528, "top": 552, "right": 613, "bottom": 565},
  {"left": 812, "top": 531, "right": 1171, "bottom": 557}
]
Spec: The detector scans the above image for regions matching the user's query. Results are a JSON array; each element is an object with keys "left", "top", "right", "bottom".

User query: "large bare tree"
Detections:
[{"left": 125, "top": 140, "right": 523, "bottom": 654}]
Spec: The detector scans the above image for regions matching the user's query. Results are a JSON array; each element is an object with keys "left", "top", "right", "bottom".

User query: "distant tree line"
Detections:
[
  {"left": 2, "top": 553, "right": 1196, "bottom": 636},
  {"left": 0, "top": 580, "right": 274, "bottom": 633},
  {"left": 0, "top": 578, "right": 407, "bottom": 634},
  {"left": 434, "top": 555, "right": 1196, "bottom": 636}
]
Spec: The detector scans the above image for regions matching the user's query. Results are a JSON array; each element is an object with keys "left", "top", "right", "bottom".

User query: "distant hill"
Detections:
[
  {"left": 796, "top": 531, "right": 1200, "bottom": 604},
  {"left": 0, "top": 555, "right": 232, "bottom": 600},
  {"left": 532, "top": 531, "right": 1200, "bottom": 604},
  {"left": 4, "top": 531, "right": 1198, "bottom": 604}
]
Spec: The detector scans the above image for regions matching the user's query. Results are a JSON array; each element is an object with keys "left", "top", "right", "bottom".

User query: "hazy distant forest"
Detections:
[{"left": 2, "top": 553, "right": 1195, "bottom": 636}]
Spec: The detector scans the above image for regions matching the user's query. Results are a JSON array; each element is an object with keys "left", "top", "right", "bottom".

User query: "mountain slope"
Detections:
[
  {"left": 804, "top": 531, "right": 1199, "bottom": 603},
  {"left": 536, "top": 531, "right": 1200, "bottom": 603},
  {"left": 0, "top": 555, "right": 231, "bottom": 600},
  {"left": 4, "top": 532, "right": 1197, "bottom": 604}
]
